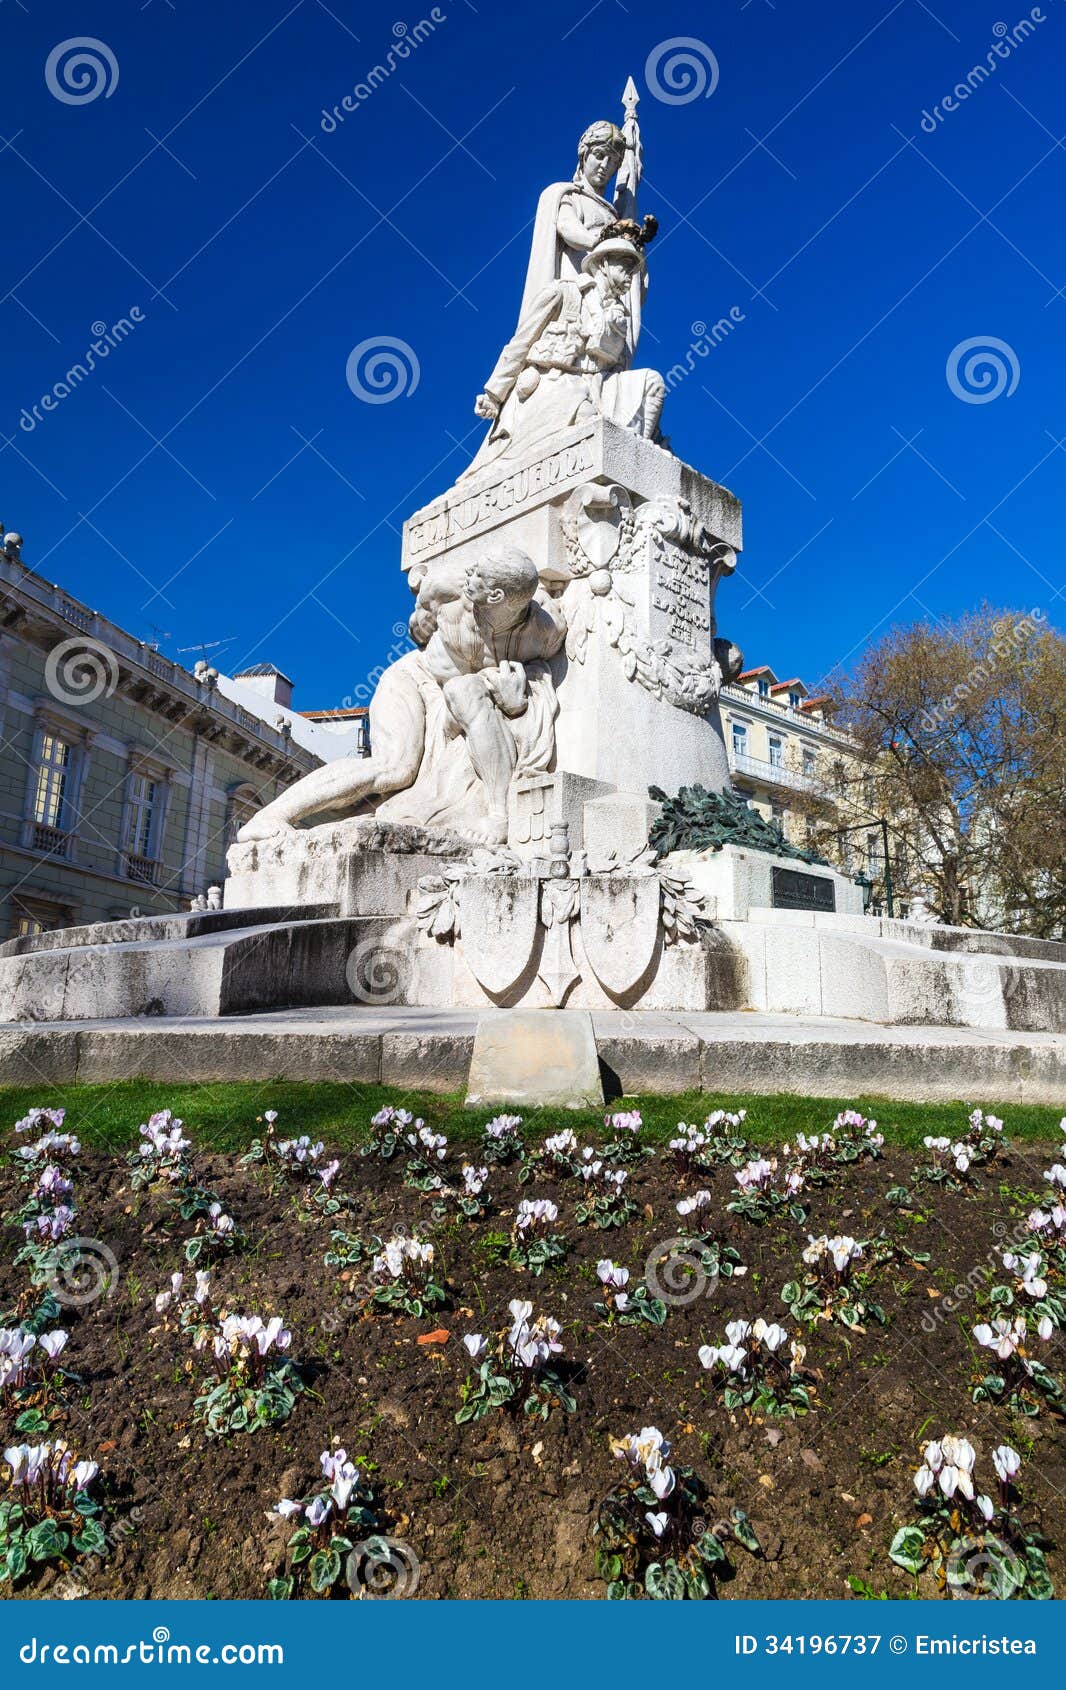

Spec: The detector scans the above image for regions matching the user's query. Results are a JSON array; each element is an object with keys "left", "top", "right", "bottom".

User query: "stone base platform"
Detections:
[{"left": 0, "top": 1006, "right": 1062, "bottom": 1105}]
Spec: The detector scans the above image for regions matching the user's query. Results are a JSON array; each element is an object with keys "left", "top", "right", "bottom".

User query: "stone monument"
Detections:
[
  {"left": 1, "top": 82, "right": 1061, "bottom": 1086},
  {"left": 235, "top": 87, "right": 743, "bottom": 884}
]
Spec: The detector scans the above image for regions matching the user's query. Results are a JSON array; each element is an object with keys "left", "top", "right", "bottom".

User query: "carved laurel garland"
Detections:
[{"left": 415, "top": 848, "right": 710, "bottom": 949}]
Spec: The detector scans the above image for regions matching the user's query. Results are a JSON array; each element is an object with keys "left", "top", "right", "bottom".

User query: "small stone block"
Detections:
[{"left": 465, "top": 1008, "right": 603, "bottom": 1108}]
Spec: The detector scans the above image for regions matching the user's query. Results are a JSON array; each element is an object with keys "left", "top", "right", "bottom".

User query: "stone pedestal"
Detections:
[
  {"left": 665, "top": 844, "right": 864, "bottom": 922},
  {"left": 401, "top": 418, "right": 743, "bottom": 810}
]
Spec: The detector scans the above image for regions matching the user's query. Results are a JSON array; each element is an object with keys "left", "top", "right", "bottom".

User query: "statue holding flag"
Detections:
[{"left": 464, "top": 80, "right": 664, "bottom": 478}]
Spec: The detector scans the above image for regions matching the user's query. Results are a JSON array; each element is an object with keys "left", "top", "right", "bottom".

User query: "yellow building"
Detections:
[{"left": 721, "top": 664, "right": 909, "bottom": 913}]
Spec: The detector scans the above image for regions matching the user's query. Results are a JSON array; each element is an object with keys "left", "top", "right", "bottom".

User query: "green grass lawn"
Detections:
[{"left": 0, "top": 1079, "right": 1061, "bottom": 1153}]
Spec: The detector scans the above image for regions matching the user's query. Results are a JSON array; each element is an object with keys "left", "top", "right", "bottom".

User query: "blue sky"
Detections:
[{"left": 2, "top": 0, "right": 1064, "bottom": 710}]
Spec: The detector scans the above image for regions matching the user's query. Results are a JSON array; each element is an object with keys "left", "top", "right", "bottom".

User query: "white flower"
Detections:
[
  {"left": 645, "top": 1510, "right": 668, "bottom": 1538},
  {"left": 1037, "top": 1314, "right": 1053, "bottom": 1341},
  {"left": 305, "top": 1495, "right": 330, "bottom": 1528},
  {"left": 938, "top": 1436, "right": 976, "bottom": 1502},
  {"left": 975, "top": 1494, "right": 994, "bottom": 1522},
  {"left": 1043, "top": 1163, "right": 1066, "bottom": 1190},
  {"left": 676, "top": 1190, "right": 712, "bottom": 1218},
  {"left": 274, "top": 1499, "right": 302, "bottom": 1519},
  {"left": 992, "top": 1444, "right": 1020, "bottom": 1482},
  {"left": 463, "top": 1334, "right": 487, "bottom": 1360},
  {"left": 972, "top": 1316, "right": 1026, "bottom": 1361},
  {"left": 648, "top": 1463, "right": 676, "bottom": 1500},
  {"left": 914, "top": 1464, "right": 936, "bottom": 1498}
]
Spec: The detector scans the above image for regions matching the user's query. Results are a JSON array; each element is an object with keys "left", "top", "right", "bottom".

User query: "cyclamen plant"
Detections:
[
  {"left": 600, "top": 1110, "right": 649, "bottom": 1166},
  {"left": 595, "top": 1426, "right": 761, "bottom": 1600},
  {"left": 129, "top": 1111, "right": 192, "bottom": 1189},
  {"left": 0, "top": 1440, "right": 105, "bottom": 1588},
  {"left": 13, "top": 1107, "right": 68, "bottom": 1139},
  {"left": 509, "top": 1200, "right": 567, "bottom": 1276},
  {"left": 268, "top": 1448, "right": 379, "bottom": 1599},
  {"left": 13, "top": 1129, "right": 81, "bottom": 1178},
  {"left": 155, "top": 1271, "right": 302, "bottom": 1436},
  {"left": 429, "top": 1162, "right": 490, "bottom": 1221},
  {"left": 593, "top": 1259, "right": 667, "bottom": 1327},
  {"left": 369, "top": 1235, "right": 446, "bottom": 1318},
  {"left": 699, "top": 1318, "right": 811, "bottom": 1418},
  {"left": 575, "top": 1153, "right": 637, "bottom": 1229},
  {"left": 362, "top": 1106, "right": 416, "bottom": 1162},
  {"left": 457, "top": 1299, "right": 575, "bottom": 1423},
  {"left": 668, "top": 1109, "right": 751, "bottom": 1176},
  {"left": 783, "top": 1234, "right": 883, "bottom": 1330},
  {"left": 403, "top": 1126, "right": 449, "bottom": 1192},
  {"left": 0, "top": 1327, "right": 71, "bottom": 1436},
  {"left": 481, "top": 1114, "right": 524, "bottom": 1166},
  {"left": 651, "top": 1199, "right": 748, "bottom": 1298},
  {"left": 179, "top": 1192, "right": 246, "bottom": 1264},
  {"left": 890, "top": 1437, "right": 1054, "bottom": 1599},
  {"left": 241, "top": 1117, "right": 343, "bottom": 1210},
  {"left": 1026, "top": 1198, "right": 1066, "bottom": 1273},
  {"left": 921, "top": 1111, "right": 1006, "bottom": 1188},
  {"left": 828, "top": 1109, "right": 885, "bottom": 1163},
  {"left": 970, "top": 1306, "right": 1062, "bottom": 1416},
  {"left": 518, "top": 1128, "right": 583, "bottom": 1185},
  {"left": 727, "top": 1157, "right": 806, "bottom": 1224}
]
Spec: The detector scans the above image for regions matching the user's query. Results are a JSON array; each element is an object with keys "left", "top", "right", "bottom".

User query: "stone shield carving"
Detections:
[
  {"left": 460, "top": 876, "right": 539, "bottom": 996},
  {"left": 580, "top": 876, "right": 660, "bottom": 997}
]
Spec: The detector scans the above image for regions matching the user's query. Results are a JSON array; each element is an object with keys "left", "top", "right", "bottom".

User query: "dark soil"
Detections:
[{"left": 2, "top": 1127, "right": 1064, "bottom": 1601}]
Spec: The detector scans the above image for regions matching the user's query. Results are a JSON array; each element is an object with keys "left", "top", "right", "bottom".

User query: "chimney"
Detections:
[{"left": 234, "top": 663, "right": 294, "bottom": 710}]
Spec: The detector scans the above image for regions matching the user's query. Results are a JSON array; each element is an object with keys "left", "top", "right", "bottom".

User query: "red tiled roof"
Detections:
[
  {"left": 737, "top": 666, "right": 777, "bottom": 681},
  {"left": 770, "top": 678, "right": 805, "bottom": 694}
]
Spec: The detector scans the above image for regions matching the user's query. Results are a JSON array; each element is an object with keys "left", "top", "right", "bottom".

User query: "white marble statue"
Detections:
[
  {"left": 237, "top": 547, "right": 566, "bottom": 845},
  {"left": 463, "top": 225, "right": 665, "bottom": 477}
]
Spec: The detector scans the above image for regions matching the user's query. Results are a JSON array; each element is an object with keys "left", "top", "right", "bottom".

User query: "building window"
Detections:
[
  {"left": 124, "top": 772, "right": 158, "bottom": 859},
  {"left": 802, "top": 748, "right": 816, "bottom": 778},
  {"left": 757, "top": 679, "right": 770, "bottom": 697},
  {"left": 789, "top": 690, "right": 802, "bottom": 708},
  {"left": 14, "top": 914, "right": 44, "bottom": 939},
  {"left": 731, "top": 720, "right": 748, "bottom": 759},
  {"left": 768, "top": 734, "right": 783, "bottom": 768},
  {"left": 867, "top": 832, "right": 883, "bottom": 876},
  {"left": 32, "top": 734, "right": 71, "bottom": 829}
]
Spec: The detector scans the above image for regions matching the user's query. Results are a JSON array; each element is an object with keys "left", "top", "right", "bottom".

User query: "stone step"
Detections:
[{"left": 0, "top": 1006, "right": 1062, "bottom": 1104}]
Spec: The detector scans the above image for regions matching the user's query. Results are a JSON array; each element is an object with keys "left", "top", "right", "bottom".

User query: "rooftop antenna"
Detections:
[
  {"left": 178, "top": 636, "right": 236, "bottom": 668},
  {"left": 144, "top": 621, "right": 171, "bottom": 652}
]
